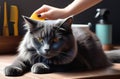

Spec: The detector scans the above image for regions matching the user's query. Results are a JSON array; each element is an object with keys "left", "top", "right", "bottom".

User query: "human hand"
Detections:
[{"left": 35, "top": 5, "right": 69, "bottom": 20}]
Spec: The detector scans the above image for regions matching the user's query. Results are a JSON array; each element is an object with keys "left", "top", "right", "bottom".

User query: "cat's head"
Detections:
[{"left": 23, "top": 16, "right": 74, "bottom": 59}]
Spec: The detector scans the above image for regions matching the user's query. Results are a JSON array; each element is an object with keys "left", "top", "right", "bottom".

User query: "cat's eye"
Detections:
[
  {"left": 37, "top": 37, "right": 43, "bottom": 42},
  {"left": 53, "top": 38, "right": 59, "bottom": 42}
]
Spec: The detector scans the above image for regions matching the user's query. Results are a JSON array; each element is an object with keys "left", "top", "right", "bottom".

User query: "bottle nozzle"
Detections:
[
  {"left": 95, "top": 9, "right": 100, "bottom": 18},
  {"left": 95, "top": 8, "right": 110, "bottom": 24}
]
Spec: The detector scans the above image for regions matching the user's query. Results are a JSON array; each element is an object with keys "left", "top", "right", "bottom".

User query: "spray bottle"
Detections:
[{"left": 95, "top": 8, "right": 112, "bottom": 50}]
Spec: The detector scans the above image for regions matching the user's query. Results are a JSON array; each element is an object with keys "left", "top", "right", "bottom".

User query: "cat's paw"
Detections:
[
  {"left": 4, "top": 66, "right": 23, "bottom": 76},
  {"left": 31, "top": 63, "right": 50, "bottom": 74}
]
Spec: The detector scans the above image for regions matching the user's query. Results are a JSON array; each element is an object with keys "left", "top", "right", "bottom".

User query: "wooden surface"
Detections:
[
  {"left": 0, "top": 55, "right": 120, "bottom": 79},
  {"left": 0, "top": 36, "right": 22, "bottom": 53}
]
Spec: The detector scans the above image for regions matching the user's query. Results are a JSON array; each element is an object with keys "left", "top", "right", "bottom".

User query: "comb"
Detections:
[
  {"left": 10, "top": 5, "right": 19, "bottom": 36},
  {"left": 3, "top": 0, "right": 9, "bottom": 36}
]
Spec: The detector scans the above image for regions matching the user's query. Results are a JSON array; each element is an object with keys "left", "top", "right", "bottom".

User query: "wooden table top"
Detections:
[{"left": 0, "top": 55, "right": 120, "bottom": 79}]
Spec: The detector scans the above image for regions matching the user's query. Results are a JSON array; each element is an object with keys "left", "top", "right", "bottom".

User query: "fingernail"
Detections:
[{"left": 38, "top": 14, "right": 41, "bottom": 17}]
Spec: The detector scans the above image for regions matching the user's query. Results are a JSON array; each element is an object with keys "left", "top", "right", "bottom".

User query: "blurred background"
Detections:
[{"left": 0, "top": 0, "right": 120, "bottom": 45}]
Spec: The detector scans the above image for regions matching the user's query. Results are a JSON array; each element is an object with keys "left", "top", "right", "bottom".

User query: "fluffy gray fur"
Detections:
[{"left": 4, "top": 16, "right": 120, "bottom": 76}]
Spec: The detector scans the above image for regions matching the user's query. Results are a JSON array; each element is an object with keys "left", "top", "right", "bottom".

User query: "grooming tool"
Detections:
[
  {"left": 0, "top": 5, "right": 2, "bottom": 35},
  {"left": 3, "top": 0, "right": 9, "bottom": 36},
  {"left": 9, "top": 21, "right": 14, "bottom": 35},
  {"left": 10, "top": 5, "right": 19, "bottom": 36},
  {"left": 30, "top": 12, "right": 45, "bottom": 21},
  {"left": 95, "top": 8, "right": 112, "bottom": 50}
]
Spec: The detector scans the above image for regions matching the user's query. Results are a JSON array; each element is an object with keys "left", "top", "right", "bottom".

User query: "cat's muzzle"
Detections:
[{"left": 36, "top": 50, "right": 53, "bottom": 59}]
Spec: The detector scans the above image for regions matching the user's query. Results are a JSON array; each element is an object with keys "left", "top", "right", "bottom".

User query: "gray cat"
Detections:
[{"left": 4, "top": 16, "right": 120, "bottom": 76}]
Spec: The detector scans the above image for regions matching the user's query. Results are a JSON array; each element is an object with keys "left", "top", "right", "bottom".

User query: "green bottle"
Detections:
[{"left": 95, "top": 8, "right": 112, "bottom": 50}]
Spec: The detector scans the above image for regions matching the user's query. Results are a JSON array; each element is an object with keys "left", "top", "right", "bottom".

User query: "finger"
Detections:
[
  {"left": 35, "top": 5, "right": 50, "bottom": 14},
  {"left": 39, "top": 11, "right": 55, "bottom": 20},
  {"left": 39, "top": 12, "right": 48, "bottom": 19},
  {"left": 35, "top": 7, "right": 46, "bottom": 14}
]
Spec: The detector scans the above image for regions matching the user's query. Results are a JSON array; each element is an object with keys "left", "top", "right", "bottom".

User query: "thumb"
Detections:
[
  {"left": 40, "top": 12, "right": 47, "bottom": 18},
  {"left": 39, "top": 11, "right": 51, "bottom": 19}
]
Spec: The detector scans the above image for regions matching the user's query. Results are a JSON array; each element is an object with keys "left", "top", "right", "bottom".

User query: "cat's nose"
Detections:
[{"left": 45, "top": 49, "right": 50, "bottom": 52}]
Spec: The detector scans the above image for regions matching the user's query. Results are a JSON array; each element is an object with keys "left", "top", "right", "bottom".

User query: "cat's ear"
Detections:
[
  {"left": 60, "top": 17, "right": 73, "bottom": 32},
  {"left": 63, "top": 17, "right": 73, "bottom": 27},
  {"left": 22, "top": 15, "right": 37, "bottom": 30}
]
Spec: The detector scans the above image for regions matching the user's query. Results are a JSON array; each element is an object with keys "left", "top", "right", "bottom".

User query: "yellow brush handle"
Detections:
[
  {"left": 13, "top": 6, "right": 18, "bottom": 36},
  {"left": 10, "top": 5, "right": 19, "bottom": 36},
  {"left": 30, "top": 12, "right": 45, "bottom": 21},
  {"left": 3, "top": 1, "right": 9, "bottom": 36}
]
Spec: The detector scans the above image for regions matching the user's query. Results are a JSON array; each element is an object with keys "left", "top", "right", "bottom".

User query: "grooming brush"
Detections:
[
  {"left": 30, "top": 12, "right": 45, "bottom": 21},
  {"left": 10, "top": 5, "right": 19, "bottom": 36},
  {"left": 3, "top": 0, "right": 9, "bottom": 36}
]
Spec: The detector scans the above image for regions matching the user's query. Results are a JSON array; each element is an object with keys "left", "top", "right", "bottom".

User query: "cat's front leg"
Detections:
[
  {"left": 4, "top": 58, "right": 30, "bottom": 76},
  {"left": 4, "top": 66, "right": 23, "bottom": 76},
  {"left": 31, "top": 63, "right": 51, "bottom": 74}
]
